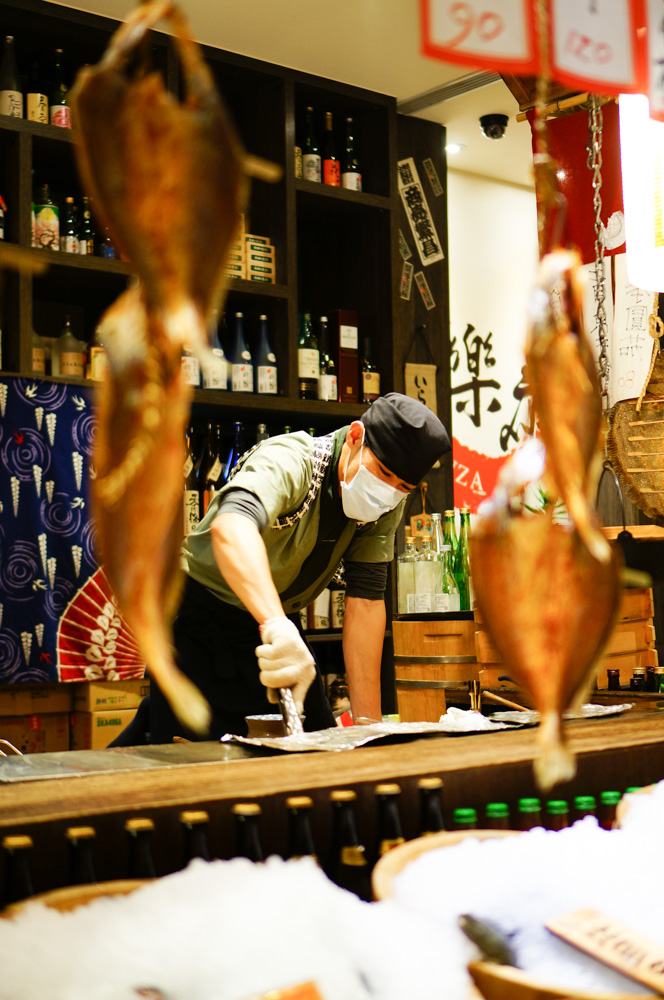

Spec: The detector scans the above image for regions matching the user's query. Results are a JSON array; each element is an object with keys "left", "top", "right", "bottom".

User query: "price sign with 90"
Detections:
[
  {"left": 421, "top": 0, "right": 539, "bottom": 74},
  {"left": 550, "top": 0, "right": 642, "bottom": 96}
]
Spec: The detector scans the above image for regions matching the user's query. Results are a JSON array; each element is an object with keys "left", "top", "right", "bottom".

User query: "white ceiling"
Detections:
[{"left": 48, "top": 0, "right": 536, "bottom": 188}]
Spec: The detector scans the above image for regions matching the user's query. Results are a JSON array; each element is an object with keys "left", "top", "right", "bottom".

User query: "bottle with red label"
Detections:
[
  {"left": 323, "top": 111, "right": 340, "bottom": 187},
  {"left": 50, "top": 49, "right": 71, "bottom": 128}
]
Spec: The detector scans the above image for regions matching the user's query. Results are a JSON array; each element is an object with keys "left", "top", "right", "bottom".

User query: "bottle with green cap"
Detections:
[
  {"left": 453, "top": 807, "right": 477, "bottom": 831},
  {"left": 485, "top": 802, "right": 510, "bottom": 830},
  {"left": 546, "top": 799, "right": 569, "bottom": 831},
  {"left": 598, "top": 791, "right": 621, "bottom": 830},
  {"left": 516, "top": 797, "right": 542, "bottom": 831},
  {"left": 573, "top": 795, "right": 597, "bottom": 822},
  {"left": 625, "top": 786, "right": 642, "bottom": 793}
]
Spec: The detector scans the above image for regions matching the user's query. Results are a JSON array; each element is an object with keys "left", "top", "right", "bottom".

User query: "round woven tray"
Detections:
[
  {"left": 371, "top": 828, "right": 518, "bottom": 900},
  {"left": 1, "top": 878, "right": 149, "bottom": 919}
]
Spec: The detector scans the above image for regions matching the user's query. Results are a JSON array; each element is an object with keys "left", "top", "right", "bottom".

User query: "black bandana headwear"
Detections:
[{"left": 360, "top": 393, "right": 451, "bottom": 485}]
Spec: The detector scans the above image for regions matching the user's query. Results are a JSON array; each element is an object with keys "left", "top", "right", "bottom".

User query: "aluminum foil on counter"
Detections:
[{"left": 221, "top": 709, "right": 517, "bottom": 753}]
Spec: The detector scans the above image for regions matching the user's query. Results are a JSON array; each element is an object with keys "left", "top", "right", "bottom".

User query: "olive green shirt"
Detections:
[{"left": 181, "top": 427, "right": 405, "bottom": 614}]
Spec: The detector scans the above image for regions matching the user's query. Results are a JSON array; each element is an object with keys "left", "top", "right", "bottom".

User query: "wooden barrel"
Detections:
[{"left": 392, "top": 617, "right": 478, "bottom": 722}]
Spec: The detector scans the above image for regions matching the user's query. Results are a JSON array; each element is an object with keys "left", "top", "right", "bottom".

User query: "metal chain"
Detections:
[{"left": 587, "top": 95, "right": 610, "bottom": 412}]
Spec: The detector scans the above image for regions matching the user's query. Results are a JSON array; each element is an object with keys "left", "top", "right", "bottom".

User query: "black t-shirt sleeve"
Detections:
[
  {"left": 216, "top": 488, "right": 269, "bottom": 531},
  {"left": 344, "top": 560, "right": 389, "bottom": 600}
]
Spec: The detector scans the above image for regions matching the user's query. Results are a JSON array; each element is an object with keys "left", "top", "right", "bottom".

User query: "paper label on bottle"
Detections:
[
  {"left": 202, "top": 354, "right": 227, "bottom": 390},
  {"left": 183, "top": 455, "right": 193, "bottom": 478},
  {"left": 0, "top": 207, "right": 4, "bottom": 239},
  {"left": 60, "top": 352, "right": 84, "bottom": 377},
  {"left": 294, "top": 145, "right": 303, "bottom": 178},
  {"left": 434, "top": 593, "right": 460, "bottom": 613},
  {"left": 363, "top": 372, "right": 380, "bottom": 396},
  {"left": 318, "top": 374, "right": 338, "bottom": 401},
  {"left": 64, "top": 234, "right": 80, "bottom": 254},
  {"left": 258, "top": 366, "right": 278, "bottom": 394},
  {"left": 313, "top": 589, "right": 331, "bottom": 629},
  {"left": 340, "top": 325, "right": 358, "bottom": 350},
  {"left": 302, "top": 154, "right": 321, "bottom": 182},
  {"left": 324, "top": 160, "right": 340, "bottom": 186},
  {"left": 298, "top": 349, "right": 320, "bottom": 379},
  {"left": 181, "top": 356, "right": 200, "bottom": 386},
  {"left": 330, "top": 588, "right": 345, "bottom": 628},
  {"left": 207, "top": 457, "right": 223, "bottom": 483},
  {"left": 414, "top": 594, "right": 432, "bottom": 613},
  {"left": 232, "top": 363, "right": 253, "bottom": 392},
  {"left": 183, "top": 490, "right": 200, "bottom": 535},
  {"left": 34, "top": 206, "right": 59, "bottom": 249},
  {"left": 90, "top": 346, "right": 107, "bottom": 382},
  {"left": 407, "top": 593, "right": 415, "bottom": 613},
  {"left": 50, "top": 105, "right": 72, "bottom": 128},
  {"left": 341, "top": 172, "right": 362, "bottom": 191},
  {"left": 32, "top": 347, "right": 45, "bottom": 375},
  {"left": 0, "top": 90, "right": 22, "bottom": 117},
  {"left": 27, "top": 93, "right": 48, "bottom": 123}
]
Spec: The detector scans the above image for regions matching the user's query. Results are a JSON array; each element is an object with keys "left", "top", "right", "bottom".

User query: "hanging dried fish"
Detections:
[
  {"left": 471, "top": 250, "right": 622, "bottom": 790},
  {"left": 69, "top": 1, "right": 252, "bottom": 734}
]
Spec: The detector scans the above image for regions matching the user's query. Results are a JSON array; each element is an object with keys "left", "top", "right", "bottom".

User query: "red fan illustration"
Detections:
[{"left": 57, "top": 567, "right": 147, "bottom": 681}]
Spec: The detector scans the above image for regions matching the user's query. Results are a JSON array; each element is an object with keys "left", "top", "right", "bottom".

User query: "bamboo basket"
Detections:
[
  {"left": 1, "top": 878, "right": 148, "bottom": 919},
  {"left": 372, "top": 830, "right": 656, "bottom": 1000}
]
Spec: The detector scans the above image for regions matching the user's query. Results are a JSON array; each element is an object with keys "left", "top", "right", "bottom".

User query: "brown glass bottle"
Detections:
[
  {"left": 327, "top": 790, "right": 371, "bottom": 900},
  {"left": 374, "top": 783, "right": 406, "bottom": 861},
  {"left": 598, "top": 790, "right": 621, "bottom": 830},
  {"left": 232, "top": 803, "right": 264, "bottom": 862},
  {"left": 179, "top": 809, "right": 211, "bottom": 864},
  {"left": 573, "top": 796, "right": 597, "bottom": 822},
  {"left": 545, "top": 800, "right": 569, "bottom": 831},
  {"left": 516, "top": 797, "right": 542, "bottom": 830},
  {"left": 418, "top": 777, "right": 446, "bottom": 834},
  {"left": 125, "top": 817, "right": 157, "bottom": 878},
  {"left": 66, "top": 825, "right": 97, "bottom": 885},
  {"left": 2, "top": 834, "right": 35, "bottom": 905},
  {"left": 485, "top": 802, "right": 510, "bottom": 829},
  {"left": 286, "top": 796, "right": 317, "bottom": 862}
]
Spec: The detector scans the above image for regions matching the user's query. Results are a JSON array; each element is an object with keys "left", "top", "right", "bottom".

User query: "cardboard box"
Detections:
[
  {"left": 245, "top": 233, "right": 270, "bottom": 246},
  {"left": 224, "top": 260, "right": 246, "bottom": 279},
  {"left": 329, "top": 309, "right": 359, "bottom": 403},
  {"left": 246, "top": 247, "right": 275, "bottom": 264},
  {"left": 248, "top": 272, "right": 274, "bottom": 284},
  {"left": 70, "top": 709, "right": 138, "bottom": 750},
  {"left": 72, "top": 678, "right": 149, "bottom": 713},
  {"left": 0, "top": 683, "right": 73, "bottom": 716},
  {"left": 0, "top": 713, "right": 70, "bottom": 753}
]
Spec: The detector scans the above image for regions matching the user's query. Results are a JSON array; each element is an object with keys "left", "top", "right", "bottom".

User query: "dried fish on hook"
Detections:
[{"left": 70, "top": 1, "right": 280, "bottom": 734}]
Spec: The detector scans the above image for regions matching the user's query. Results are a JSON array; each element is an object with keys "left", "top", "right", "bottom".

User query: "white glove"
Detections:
[{"left": 256, "top": 616, "right": 316, "bottom": 714}]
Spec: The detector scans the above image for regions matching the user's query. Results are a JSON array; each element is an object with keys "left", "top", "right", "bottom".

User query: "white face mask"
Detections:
[{"left": 341, "top": 430, "right": 406, "bottom": 522}]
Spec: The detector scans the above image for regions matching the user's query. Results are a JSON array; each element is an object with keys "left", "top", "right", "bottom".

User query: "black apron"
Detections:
[{"left": 147, "top": 575, "right": 335, "bottom": 743}]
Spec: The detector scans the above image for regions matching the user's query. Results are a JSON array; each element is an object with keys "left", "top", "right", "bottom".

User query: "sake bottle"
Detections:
[
  {"left": 53, "top": 315, "right": 84, "bottom": 377},
  {"left": 124, "top": 817, "right": 157, "bottom": 878},
  {"left": 26, "top": 59, "right": 48, "bottom": 123},
  {"left": 397, "top": 538, "right": 418, "bottom": 613},
  {"left": 31, "top": 327, "right": 46, "bottom": 376},
  {"left": 443, "top": 509, "right": 458, "bottom": 557},
  {"left": 374, "top": 784, "right": 405, "bottom": 862},
  {"left": 437, "top": 545, "right": 460, "bottom": 613},
  {"left": 230, "top": 312, "right": 253, "bottom": 392},
  {"left": 322, "top": 111, "right": 340, "bottom": 187},
  {"left": 222, "top": 420, "right": 245, "bottom": 482},
  {"left": 201, "top": 423, "right": 224, "bottom": 515},
  {"left": 454, "top": 507, "right": 472, "bottom": 611},
  {"left": 298, "top": 311, "right": 319, "bottom": 399},
  {"left": 302, "top": 105, "right": 321, "bottom": 183},
  {"left": 0, "top": 36, "right": 22, "bottom": 118},
  {"left": 255, "top": 313, "right": 277, "bottom": 394},
  {"left": 183, "top": 424, "right": 200, "bottom": 535},
  {"left": 414, "top": 538, "right": 439, "bottom": 613},
  {"left": 33, "top": 183, "right": 59, "bottom": 250},
  {"left": 50, "top": 48, "right": 71, "bottom": 128},
  {"left": 2, "top": 834, "right": 35, "bottom": 905},
  {"left": 202, "top": 311, "right": 228, "bottom": 390},
  {"left": 341, "top": 116, "right": 362, "bottom": 191},
  {"left": 80, "top": 196, "right": 95, "bottom": 255},
  {"left": 317, "top": 316, "right": 337, "bottom": 401},
  {"left": 181, "top": 344, "right": 200, "bottom": 387}
]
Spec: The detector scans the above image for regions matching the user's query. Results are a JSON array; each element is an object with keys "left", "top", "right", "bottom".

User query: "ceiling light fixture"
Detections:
[{"left": 446, "top": 142, "right": 466, "bottom": 154}]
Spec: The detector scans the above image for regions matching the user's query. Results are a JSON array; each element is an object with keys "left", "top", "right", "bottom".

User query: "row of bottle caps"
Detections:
[
  {"left": 1, "top": 781, "right": 642, "bottom": 908},
  {"left": 0, "top": 36, "right": 72, "bottom": 126}
]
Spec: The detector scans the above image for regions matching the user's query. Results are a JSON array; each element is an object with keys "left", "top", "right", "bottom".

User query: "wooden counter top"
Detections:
[{"left": 1, "top": 709, "right": 662, "bottom": 828}]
